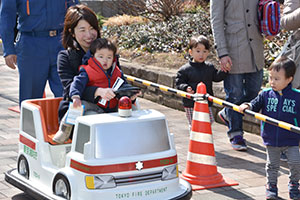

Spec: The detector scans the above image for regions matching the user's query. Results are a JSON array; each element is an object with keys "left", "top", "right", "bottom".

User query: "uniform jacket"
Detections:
[
  {"left": 210, "top": 0, "right": 264, "bottom": 74},
  {"left": 0, "top": 0, "right": 77, "bottom": 57},
  {"left": 175, "top": 61, "right": 227, "bottom": 108},
  {"left": 70, "top": 57, "right": 122, "bottom": 109},
  {"left": 249, "top": 84, "right": 300, "bottom": 147}
]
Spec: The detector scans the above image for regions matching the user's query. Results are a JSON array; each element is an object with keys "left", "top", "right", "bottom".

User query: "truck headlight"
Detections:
[
  {"left": 85, "top": 175, "right": 116, "bottom": 189},
  {"left": 161, "top": 165, "right": 178, "bottom": 181}
]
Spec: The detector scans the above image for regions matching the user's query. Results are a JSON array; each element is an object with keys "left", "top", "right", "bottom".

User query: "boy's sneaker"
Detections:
[
  {"left": 53, "top": 123, "right": 73, "bottom": 144},
  {"left": 280, "top": 152, "right": 288, "bottom": 162},
  {"left": 230, "top": 135, "right": 247, "bottom": 151},
  {"left": 289, "top": 182, "right": 300, "bottom": 200},
  {"left": 218, "top": 108, "right": 229, "bottom": 126},
  {"left": 266, "top": 183, "right": 278, "bottom": 200}
]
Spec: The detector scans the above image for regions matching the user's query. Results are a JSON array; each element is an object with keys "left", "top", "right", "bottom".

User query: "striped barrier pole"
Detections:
[
  {"left": 124, "top": 74, "right": 201, "bottom": 101},
  {"left": 124, "top": 74, "right": 300, "bottom": 135},
  {"left": 205, "top": 94, "right": 300, "bottom": 135}
]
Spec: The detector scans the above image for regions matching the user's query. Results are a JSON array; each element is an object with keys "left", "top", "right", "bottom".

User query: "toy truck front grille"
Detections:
[{"left": 115, "top": 171, "right": 162, "bottom": 186}]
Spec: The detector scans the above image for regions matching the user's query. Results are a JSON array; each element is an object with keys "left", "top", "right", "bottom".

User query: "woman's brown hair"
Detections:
[{"left": 62, "top": 4, "right": 100, "bottom": 49}]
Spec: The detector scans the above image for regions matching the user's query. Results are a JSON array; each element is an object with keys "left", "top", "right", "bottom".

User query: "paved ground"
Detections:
[{"left": 0, "top": 51, "right": 294, "bottom": 199}]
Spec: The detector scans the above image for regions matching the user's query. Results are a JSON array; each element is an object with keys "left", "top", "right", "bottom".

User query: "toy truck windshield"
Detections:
[{"left": 94, "top": 119, "right": 170, "bottom": 159}]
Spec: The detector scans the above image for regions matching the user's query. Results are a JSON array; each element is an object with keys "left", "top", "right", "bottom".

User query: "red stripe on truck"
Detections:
[
  {"left": 70, "top": 155, "right": 177, "bottom": 174},
  {"left": 20, "top": 135, "right": 36, "bottom": 150}
]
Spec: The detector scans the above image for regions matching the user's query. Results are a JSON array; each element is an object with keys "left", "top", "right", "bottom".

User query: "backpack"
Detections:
[{"left": 258, "top": 0, "right": 281, "bottom": 36}]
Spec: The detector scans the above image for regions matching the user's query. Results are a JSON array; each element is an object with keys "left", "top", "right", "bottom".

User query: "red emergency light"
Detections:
[{"left": 118, "top": 96, "right": 132, "bottom": 117}]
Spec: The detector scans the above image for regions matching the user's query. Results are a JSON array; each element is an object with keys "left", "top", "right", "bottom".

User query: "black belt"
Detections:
[{"left": 21, "top": 29, "right": 62, "bottom": 37}]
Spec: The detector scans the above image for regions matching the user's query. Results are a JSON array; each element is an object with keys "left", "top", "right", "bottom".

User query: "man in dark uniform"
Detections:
[{"left": 0, "top": 0, "right": 78, "bottom": 104}]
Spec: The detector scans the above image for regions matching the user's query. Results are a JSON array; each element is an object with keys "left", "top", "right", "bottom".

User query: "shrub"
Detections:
[
  {"left": 96, "top": 13, "right": 106, "bottom": 29},
  {"left": 110, "top": 0, "right": 186, "bottom": 21},
  {"left": 102, "top": 10, "right": 211, "bottom": 53},
  {"left": 102, "top": 7, "right": 289, "bottom": 87},
  {"left": 103, "top": 15, "right": 149, "bottom": 26},
  {"left": 182, "top": 0, "right": 208, "bottom": 13}
]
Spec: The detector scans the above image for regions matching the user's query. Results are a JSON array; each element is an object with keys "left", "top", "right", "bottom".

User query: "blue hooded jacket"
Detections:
[{"left": 249, "top": 84, "right": 300, "bottom": 147}]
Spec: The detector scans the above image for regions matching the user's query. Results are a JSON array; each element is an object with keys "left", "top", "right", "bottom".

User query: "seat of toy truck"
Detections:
[{"left": 26, "top": 98, "right": 71, "bottom": 145}]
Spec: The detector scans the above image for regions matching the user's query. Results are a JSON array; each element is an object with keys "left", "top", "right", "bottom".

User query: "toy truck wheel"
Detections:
[
  {"left": 17, "top": 155, "right": 29, "bottom": 179},
  {"left": 53, "top": 174, "right": 71, "bottom": 200}
]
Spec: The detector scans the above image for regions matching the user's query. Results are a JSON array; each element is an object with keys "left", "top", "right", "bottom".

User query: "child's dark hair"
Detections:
[
  {"left": 90, "top": 38, "right": 117, "bottom": 57},
  {"left": 189, "top": 35, "right": 210, "bottom": 50},
  {"left": 269, "top": 56, "right": 296, "bottom": 78}
]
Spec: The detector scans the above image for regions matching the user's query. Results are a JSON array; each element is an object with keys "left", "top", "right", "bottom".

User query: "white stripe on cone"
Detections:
[
  {"left": 187, "top": 152, "right": 216, "bottom": 165},
  {"left": 193, "top": 110, "right": 210, "bottom": 122},
  {"left": 190, "top": 131, "right": 213, "bottom": 143}
]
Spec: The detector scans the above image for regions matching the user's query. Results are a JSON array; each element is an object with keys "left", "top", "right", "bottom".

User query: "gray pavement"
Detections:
[{"left": 0, "top": 54, "right": 293, "bottom": 200}]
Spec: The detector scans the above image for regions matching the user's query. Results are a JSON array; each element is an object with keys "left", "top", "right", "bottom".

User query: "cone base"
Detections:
[
  {"left": 188, "top": 175, "right": 238, "bottom": 191},
  {"left": 8, "top": 106, "right": 20, "bottom": 113},
  {"left": 181, "top": 169, "right": 223, "bottom": 185}
]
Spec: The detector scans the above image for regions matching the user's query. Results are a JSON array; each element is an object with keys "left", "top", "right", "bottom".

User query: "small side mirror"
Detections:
[
  {"left": 83, "top": 142, "right": 92, "bottom": 160},
  {"left": 169, "top": 133, "right": 175, "bottom": 149}
]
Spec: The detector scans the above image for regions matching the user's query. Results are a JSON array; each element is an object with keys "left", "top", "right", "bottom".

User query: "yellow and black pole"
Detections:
[
  {"left": 204, "top": 94, "right": 300, "bottom": 135},
  {"left": 124, "top": 74, "right": 200, "bottom": 101},
  {"left": 124, "top": 74, "right": 300, "bottom": 135}
]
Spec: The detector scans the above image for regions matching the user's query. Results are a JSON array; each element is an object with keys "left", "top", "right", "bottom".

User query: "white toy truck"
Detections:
[{"left": 5, "top": 97, "right": 192, "bottom": 200}]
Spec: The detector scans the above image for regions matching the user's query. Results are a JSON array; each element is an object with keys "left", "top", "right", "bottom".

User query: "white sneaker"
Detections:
[{"left": 53, "top": 123, "right": 73, "bottom": 144}]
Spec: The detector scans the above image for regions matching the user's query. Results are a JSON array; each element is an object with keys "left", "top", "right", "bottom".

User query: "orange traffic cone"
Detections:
[{"left": 181, "top": 82, "right": 238, "bottom": 190}]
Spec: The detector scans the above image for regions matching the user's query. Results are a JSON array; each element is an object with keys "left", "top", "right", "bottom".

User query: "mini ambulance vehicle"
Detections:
[{"left": 5, "top": 97, "right": 192, "bottom": 200}]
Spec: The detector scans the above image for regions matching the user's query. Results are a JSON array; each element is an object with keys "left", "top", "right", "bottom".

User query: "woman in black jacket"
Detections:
[{"left": 53, "top": 4, "right": 101, "bottom": 143}]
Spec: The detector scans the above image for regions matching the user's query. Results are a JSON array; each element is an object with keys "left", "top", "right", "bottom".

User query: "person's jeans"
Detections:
[{"left": 223, "top": 70, "right": 263, "bottom": 139}]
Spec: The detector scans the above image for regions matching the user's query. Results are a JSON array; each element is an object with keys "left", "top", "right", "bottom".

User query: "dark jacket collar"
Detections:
[
  {"left": 275, "top": 83, "right": 292, "bottom": 95},
  {"left": 189, "top": 60, "right": 206, "bottom": 67}
]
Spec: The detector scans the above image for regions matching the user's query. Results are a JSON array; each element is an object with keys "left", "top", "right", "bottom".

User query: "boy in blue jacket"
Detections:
[{"left": 239, "top": 56, "right": 300, "bottom": 200}]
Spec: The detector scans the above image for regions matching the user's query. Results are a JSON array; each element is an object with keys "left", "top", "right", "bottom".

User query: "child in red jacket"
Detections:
[{"left": 53, "top": 38, "right": 137, "bottom": 143}]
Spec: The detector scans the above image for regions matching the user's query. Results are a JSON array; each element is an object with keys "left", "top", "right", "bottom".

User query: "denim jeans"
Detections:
[{"left": 223, "top": 70, "right": 263, "bottom": 139}]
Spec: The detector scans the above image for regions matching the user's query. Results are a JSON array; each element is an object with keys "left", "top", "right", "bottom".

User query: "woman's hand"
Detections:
[
  {"left": 95, "top": 88, "right": 116, "bottom": 101},
  {"left": 72, "top": 97, "right": 82, "bottom": 108},
  {"left": 219, "top": 56, "right": 232, "bottom": 72}
]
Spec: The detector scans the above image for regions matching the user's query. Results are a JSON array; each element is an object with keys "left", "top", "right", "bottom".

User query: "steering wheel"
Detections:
[{"left": 114, "top": 84, "right": 141, "bottom": 99}]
